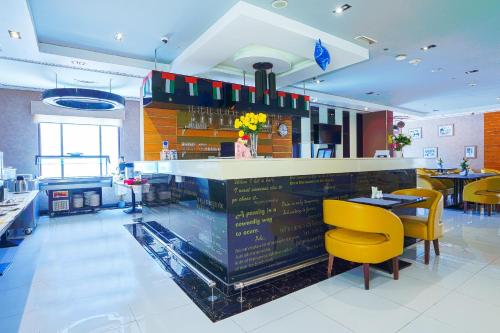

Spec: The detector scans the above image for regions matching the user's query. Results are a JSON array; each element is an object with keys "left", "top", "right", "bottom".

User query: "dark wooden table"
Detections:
[
  {"left": 347, "top": 194, "right": 425, "bottom": 209},
  {"left": 345, "top": 194, "right": 426, "bottom": 274},
  {"left": 431, "top": 173, "right": 496, "bottom": 206}
]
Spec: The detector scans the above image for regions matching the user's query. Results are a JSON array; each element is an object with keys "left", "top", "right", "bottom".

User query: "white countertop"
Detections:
[
  {"left": 138, "top": 158, "right": 431, "bottom": 181},
  {"left": 0, "top": 191, "right": 39, "bottom": 236}
]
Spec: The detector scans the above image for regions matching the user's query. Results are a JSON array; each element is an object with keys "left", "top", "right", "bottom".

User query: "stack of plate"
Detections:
[
  {"left": 83, "top": 191, "right": 96, "bottom": 206},
  {"left": 89, "top": 193, "right": 100, "bottom": 207},
  {"left": 73, "top": 194, "right": 84, "bottom": 208}
]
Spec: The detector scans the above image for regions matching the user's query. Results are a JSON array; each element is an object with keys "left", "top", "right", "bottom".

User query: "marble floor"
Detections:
[{"left": 0, "top": 209, "right": 499, "bottom": 333}]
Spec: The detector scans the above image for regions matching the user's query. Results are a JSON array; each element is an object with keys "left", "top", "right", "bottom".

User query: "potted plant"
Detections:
[
  {"left": 234, "top": 112, "right": 267, "bottom": 158},
  {"left": 460, "top": 157, "right": 470, "bottom": 176},
  {"left": 437, "top": 158, "right": 444, "bottom": 173},
  {"left": 388, "top": 133, "right": 412, "bottom": 158}
]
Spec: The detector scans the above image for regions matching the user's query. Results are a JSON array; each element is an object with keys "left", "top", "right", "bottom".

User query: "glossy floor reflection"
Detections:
[{"left": 0, "top": 209, "right": 499, "bottom": 332}]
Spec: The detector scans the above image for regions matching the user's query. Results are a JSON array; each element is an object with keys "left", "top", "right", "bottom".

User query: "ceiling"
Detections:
[{"left": 0, "top": 0, "right": 498, "bottom": 116}]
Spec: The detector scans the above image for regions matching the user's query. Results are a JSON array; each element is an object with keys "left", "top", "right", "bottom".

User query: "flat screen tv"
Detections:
[{"left": 313, "top": 124, "right": 342, "bottom": 144}]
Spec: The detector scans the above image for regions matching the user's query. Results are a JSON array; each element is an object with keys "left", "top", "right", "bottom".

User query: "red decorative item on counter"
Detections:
[{"left": 123, "top": 179, "right": 148, "bottom": 186}]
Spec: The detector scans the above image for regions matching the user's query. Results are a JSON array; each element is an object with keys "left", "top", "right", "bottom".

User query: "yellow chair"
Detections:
[
  {"left": 323, "top": 200, "right": 403, "bottom": 290},
  {"left": 391, "top": 188, "right": 444, "bottom": 265},
  {"left": 417, "top": 174, "right": 453, "bottom": 203},
  {"left": 464, "top": 176, "right": 500, "bottom": 215},
  {"left": 482, "top": 168, "right": 500, "bottom": 174}
]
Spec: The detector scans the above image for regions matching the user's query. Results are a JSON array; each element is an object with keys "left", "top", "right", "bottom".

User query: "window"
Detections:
[{"left": 39, "top": 123, "right": 120, "bottom": 177}]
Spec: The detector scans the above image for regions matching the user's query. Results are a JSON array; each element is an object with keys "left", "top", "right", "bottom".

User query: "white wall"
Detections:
[{"left": 402, "top": 113, "right": 484, "bottom": 170}]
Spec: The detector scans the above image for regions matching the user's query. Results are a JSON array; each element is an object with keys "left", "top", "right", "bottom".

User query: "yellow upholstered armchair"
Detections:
[
  {"left": 463, "top": 176, "right": 500, "bottom": 215},
  {"left": 323, "top": 200, "right": 404, "bottom": 290},
  {"left": 417, "top": 174, "right": 453, "bottom": 204},
  {"left": 391, "top": 188, "right": 444, "bottom": 264},
  {"left": 481, "top": 168, "right": 500, "bottom": 174}
]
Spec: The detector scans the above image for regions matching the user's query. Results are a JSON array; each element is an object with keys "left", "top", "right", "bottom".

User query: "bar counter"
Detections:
[{"left": 137, "top": 158, "right": 430, "bottom": 290}]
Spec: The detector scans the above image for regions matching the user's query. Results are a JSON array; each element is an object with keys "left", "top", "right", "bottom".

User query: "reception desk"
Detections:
[{"left": 137, "top": 158, "right": 430, "bottom": 290}]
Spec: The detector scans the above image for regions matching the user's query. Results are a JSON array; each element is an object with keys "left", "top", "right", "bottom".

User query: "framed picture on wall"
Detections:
[
  {"left": 423, "top": 147, "right": 438, "bottom": 159},
  {"left": 438, "top": 124, "right": 454, "bottom": 137},
  {"left": 409, "top": 128, "right": 422, "bottom": 140},
  {"left": 464, "top": 145, "right": 477, "bottom": 159}
]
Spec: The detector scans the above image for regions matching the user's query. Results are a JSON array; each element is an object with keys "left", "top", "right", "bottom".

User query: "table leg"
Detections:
[{"left": 124, "top": 188, "right": 142, "bottom": 214}]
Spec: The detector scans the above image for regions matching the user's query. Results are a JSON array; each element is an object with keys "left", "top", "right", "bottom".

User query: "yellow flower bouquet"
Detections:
[{"left": 234, "top": 112, "right": 267, "bottom": 157}]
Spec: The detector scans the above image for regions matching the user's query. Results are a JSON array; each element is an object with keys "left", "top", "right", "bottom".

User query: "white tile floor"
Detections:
[{"left": 0, "top": 209, "right": 499, "bottom": 333}]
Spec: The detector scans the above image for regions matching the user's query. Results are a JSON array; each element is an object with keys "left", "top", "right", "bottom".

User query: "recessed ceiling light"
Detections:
[
  {"left": 364, "top": 107, "right": 369, "bottom": 111},
  {"left": 408, "top": 58, "right": 422, "bottom": 66},
  {"left": 465, "top": 69, "right": 479, "bottom": 74},
  {"left": 115, "top": 32, "right": 124, "bottom": 41},
  {"left": 334, "top": 4, "right": 352, "bottom": 13},
  {"left": 395, "top": 54, "right": 407, "bottom": 61},
  {"left": 271, "top": 0, "right": 288, "bottom": 9},
  {"left": 431, "top": 68, "right": 444, "bottom": 72},
  {"left": 354, "top": 35, "right": 377, "bottom": 45},
  {"left": 8, "top": 30, "right": 21, "bottom": 39},
  {"left": 312, "top": 78, "right": 325, "bottom": 84},
  {"left": 496, "top": 97, "right": 500, "bottom": 101},
  {"left": 420, "top": 44, "right": 436, "bottom": 51},
  {"left": 469, "top": 83, "right": 477, "bottom": 87}
]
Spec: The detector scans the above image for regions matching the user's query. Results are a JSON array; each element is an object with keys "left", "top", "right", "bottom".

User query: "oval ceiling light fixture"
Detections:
[
  {"left": 42, "top": 88, "right": 125, "bottom": 111},
  {"left": 431, "top": 67, "right": 444, "bottom": 72},
  {"left": 115, "top": 32, "right": 124, "bottom": 41},
  {"left": 408, "top": 58, "right": 422, "bottom": 66},
  {"left": 395, "top": 54, "right": 407, "bottom": 61},
  {"left": 421, "top": 44, "right": 436, "bottom": 51},
  {"left": 271, "top": 0, "right": 288, "bottom": 9}
]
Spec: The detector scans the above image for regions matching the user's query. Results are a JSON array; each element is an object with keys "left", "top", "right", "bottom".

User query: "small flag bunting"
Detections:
[
  {"left": 185, "top": 76, "right": 198, "bottom": 96},
  {"left": 264, "top": 90, "right": 270, "bottom": 105},
  {"left": 277, "top": 91, "right": 286, "bottom": 108},
  {"left": 304, "top": 95, "right": 310, "bottom": 111},
  {"left": 248, "top": 86, "right": 256, "bottom": 104},
  {"left": 231, "top": 84, "right": 241, "bottom": 102},
  {"left": 212, "top": 81, "right": 223, "bottom": 100},
  {"left": 291, "top": 93, "right": 299, "bottom": 109},
  {"left": 162, "top": 72, "right": 175, "bottom": 94}
]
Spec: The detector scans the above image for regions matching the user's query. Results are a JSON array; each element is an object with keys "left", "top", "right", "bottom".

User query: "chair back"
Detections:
[
  {"left": 482, "top": 168, "right": 500, "bottom": 175},
  {"left": 486, "top": 176, "right": 500, "bottom": 190},
  {"left": 323, "top": 200, "right": 403, "bottom": 243},
  {"left": 391, "top": 188, "right": 444, "bottom": 239}
]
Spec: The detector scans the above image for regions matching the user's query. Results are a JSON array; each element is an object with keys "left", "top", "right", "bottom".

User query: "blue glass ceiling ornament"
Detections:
[
  {"left": 314, "top": 39, "right": 331, "bottom": 71},
  {"left": 42, "top": 88, "right": 125, "bottom": 110}
]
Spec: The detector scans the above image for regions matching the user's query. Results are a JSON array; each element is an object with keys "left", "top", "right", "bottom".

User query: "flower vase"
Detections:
[
  {"left": 394, "top": 150, "right": 403, "bottom": 158},
  {"left": 249, "top": 133, "right": 258, "bottom": 158}
]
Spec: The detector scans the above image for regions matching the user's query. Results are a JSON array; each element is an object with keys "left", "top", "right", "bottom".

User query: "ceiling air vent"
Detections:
[{"left": 354, "top": 35, "right": 378, "bottom": 45}]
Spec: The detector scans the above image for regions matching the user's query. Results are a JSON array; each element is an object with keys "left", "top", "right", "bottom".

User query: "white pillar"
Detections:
[
  {"left": 300, "top": 117, "right": 311, "bottom": 158},
  {"left": 335, "top": 109, "right": 343, "bottom": 158},
  {"left": 349, "top": 111, "right": 357, "bottom": 158}
]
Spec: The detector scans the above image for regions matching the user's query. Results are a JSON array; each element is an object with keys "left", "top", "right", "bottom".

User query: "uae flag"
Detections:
[
  {"left": 212, "top": 81, "right": 223, "bottom": 100},
  {"left": 264, "top": 90, "right": 270, "bottom": 105},
  {"left": 277, "top": 91, "right": 286, "bottom": 108},
  {"left": 248, "top": 86, "right": 256, "bottom": 103},
  {"left": 291, "top": 94, "right": 299, "bottom": 109},
  {"left": 231, "top": 84, "right": 241, "bottom": 102},
  {"left": 162, "top": 72, "right": 175, "bottom": 94},
  {"left": 304, "top": 95, "right": 311, "bottom": 111},
  {"left": 185, "top": 76, "right": 198, "bottom": 96}
]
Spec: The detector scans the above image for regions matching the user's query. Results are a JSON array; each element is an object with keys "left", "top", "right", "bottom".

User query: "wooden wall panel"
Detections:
[
  {"left": 484, "top": 111, "right": 500, "bottom": 170},
  {"left": 144, "top": 107, "right": 293, "bottom": 159}
]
